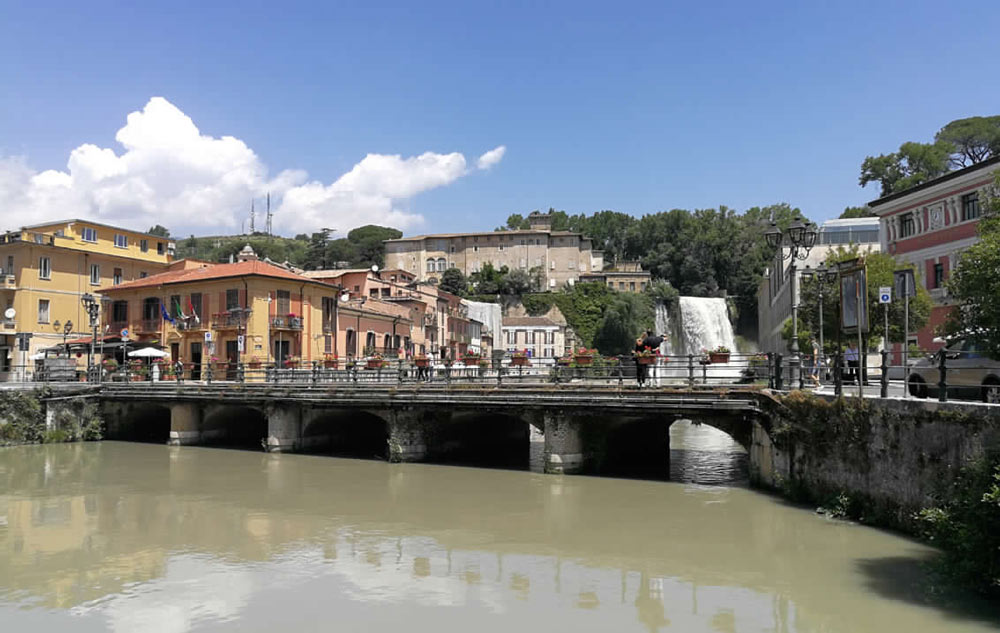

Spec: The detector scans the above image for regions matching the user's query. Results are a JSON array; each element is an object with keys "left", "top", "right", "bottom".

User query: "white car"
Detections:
[{"left": 907, "top": 337, "right": 1000, "bottom": 403}]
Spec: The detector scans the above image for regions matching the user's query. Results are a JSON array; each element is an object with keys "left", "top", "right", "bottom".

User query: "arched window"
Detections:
[
  {"left": 426, "top": 259, "right": 435, "bottom": 273},
  {"left": 383, "top": 333, "right": 391, "bottom": 352},
  {"left": 437, "top": 257, "right": 446, "bottom": 272}
]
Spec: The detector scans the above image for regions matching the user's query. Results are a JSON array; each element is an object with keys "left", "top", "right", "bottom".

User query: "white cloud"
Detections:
[
  {"left": 0, "top": 97, "right": 504, "bottom": 237},
  {"left": 476, "top": 145, "right": 506, "bottom": 170}
]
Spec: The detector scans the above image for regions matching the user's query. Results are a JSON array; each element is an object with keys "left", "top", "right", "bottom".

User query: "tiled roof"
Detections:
[
  {"left": 101, "top": 260, "right": 324, "bottom": 292},
  {"left": 502, "top": 316, "right": 559, "bottom": 327}
]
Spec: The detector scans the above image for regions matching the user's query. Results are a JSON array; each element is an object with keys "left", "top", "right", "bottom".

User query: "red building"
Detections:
[{"left": 870, "top": 156, "right": 999, "bottom": 359}]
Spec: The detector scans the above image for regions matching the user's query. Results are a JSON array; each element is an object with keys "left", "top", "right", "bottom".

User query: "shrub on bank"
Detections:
[{"left": 0, "top": 389, "right": 103, "bottom": 445}]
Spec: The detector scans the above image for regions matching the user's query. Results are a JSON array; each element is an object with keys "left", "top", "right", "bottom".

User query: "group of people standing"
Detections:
[{"left": 803, "top": 338, "right": 862, "bottom": 386}]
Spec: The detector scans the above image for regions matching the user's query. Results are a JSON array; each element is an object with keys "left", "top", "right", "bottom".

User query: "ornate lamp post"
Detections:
[
  {"left": 60, "top": 320, "right": 73, "bottom": 355},
  {"left": 765, "top": 218, "right": 818, "bottom": 385},
  {"left": 80, "top": 293, "right": 101, "bottom": 380},
  {"left": 801, "top": 265, "right": 838, "bottom": 381}
]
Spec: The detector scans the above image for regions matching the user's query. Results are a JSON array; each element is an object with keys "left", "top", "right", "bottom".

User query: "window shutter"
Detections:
[
  {"left": 219, "top": 291, "right": 226, "bottom": 314},
  {"left": 925, "top": 259, "right": 935, "bottom": 290},
  {"left": 238, "top": 288, "right": 246, "bottom": 308}
]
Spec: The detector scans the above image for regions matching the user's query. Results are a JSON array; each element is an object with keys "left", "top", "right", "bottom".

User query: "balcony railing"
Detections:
[
  {"left": 139, "top": 318, "right": 161, "bottom": 332},
  {"left": 270, "top": 315, "right": 303, "bottom": 330},
  {"left": 175, "top": 318, "right": 205, "bottom": 331},
  {"left": 212, "top": 312, "right": 244, "bottom": 328}
]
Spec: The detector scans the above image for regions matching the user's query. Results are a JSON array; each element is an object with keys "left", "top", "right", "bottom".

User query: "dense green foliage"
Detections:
[
  {"left": 947, "top": 177, "right": 1000, "bottom": 358},
  {"left": 438, "top": 267, "right": 468, "bottom": 295},
  {"left": 859, "top": 115, "right": 1000, "bottom": 196},
  {"left": 0, "top": 391, "right": 102, "bottom": 445},
  {"left": 147, "top": 224, "right": 171, "bottom": 237},
  {"left": 791, "top": 247, "right": 932, "bottom": 353},
  {"left": 593, "top": 292, "right": 655, "bottom": 354},
  {"left": 919, "top": 455, "right": 1000, "bottom": 596},
  {"left": 838, "top": 206, "right": 875, "bottom": 219},
  {"left": 173, "top": 224, "right": 401, "bottom": 269}
]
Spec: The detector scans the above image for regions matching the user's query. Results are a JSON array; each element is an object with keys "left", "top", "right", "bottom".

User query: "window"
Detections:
[
  {"left": 6, "top": 255, "right": 12, "bottom": 274},
  {"left": 550, "top": 261, "right": 555, "bottom": 270},
  {"left": 900, "top": 213, "right": 916, "bottom": 238},
  {"left": 962, "top": 192, "right": 980, "bottom": 221},
  {"left": 226, "top": 288, "right": 240, "bottom": 311},
  {"left": 346, "top": 329, "right": 357, "bottom": 355},
  {"left": 629, "top": 282, "right": 636, "bottom": 291},
  {"left": 82, "top": 227, "right": 97, "bottom": 242},
  {"left": 139, "top": 271, "right": 148, "bottom": 278},
  {"left": 114, "top": 234, "right": 127, "bottom": 248},
  {"left": 140, "top": 239, "right": 149, "bottom": 252},
  {"left": 112, "top": 300, "right": 128, "bottom": 323},
  {"left": 544, "top": 348, "right": 553, "bottom": 357},
  {"left": 473, "top": 245, "right": 479, "bottom": 252},
  {"left": 157, "top": 242, "right": 165, "bottom": 255},
  {"left": 38, "top": 257, "right": 51, "bottom": 280},
  {"left": 436, "top": 258, "right": 446, "bottom": 272},
  {"left": 365, "top": 331, "right": 376, "bottom": 350},
  {"left": 619, "top": 282, "right": 625, "bottom": 290},
  {"left": 324, "top": 334, "right": 332, "bottom": 354},
  {"left": 529, "top": 331, "right": 536, "bottom": 344},
  {"left": 499, "top": 244, "right": 504, "bottom": 251},
  {"left": 142, "top": 297, "right": 160, "bottom": 320},
  {"left": 37, "top": 299, "right": 50, "bottom": 323},
  {"left": 276, "top": 289, "right": 290, "bottom": 315},
  {"left": 369, "top": 288, "right": 379, "bottom": 298},
  {"left": 568, "top": 261, "right": 575, "bottom": 270},
  {"left": 113, "top": 267, "right": 122, "bottom": 285},
  {"left": 426, "top": 259, "right": 435, "bottom": 272},
  {"left": 449, "top": 245, "right": 455, "bottom": 253},
  {"left": 934, "top": 263, "right": 944, "bottom": 289},
  {"left": 90, "top": 264, "right": 100, "bottom": 285}
]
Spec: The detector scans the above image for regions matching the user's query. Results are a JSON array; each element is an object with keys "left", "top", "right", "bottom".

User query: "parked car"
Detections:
[{"left": 907, "top": 337, "right": 1000, "bottom": 403}]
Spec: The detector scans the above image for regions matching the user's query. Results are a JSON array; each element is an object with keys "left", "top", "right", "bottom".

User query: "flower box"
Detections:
[
  {"left": 573, "top": 354, "right": 594, "bottom": 366},
  {"left": 323, "top": 359, "right": 339, "bottom": 369},
  {"left": 366, "top": 359, "right": 386, "bottom": 370},
  {"left": 636, "top": 355, "right": 656, "bottom": 365},
  {"left": 557, "top": 357, "right": 572, "bottom": 366},
  {"left": 511, "top": 356, "right": 530, "bottom": 367},
  {"left": 414, "top": 358, "right": 430, "bottom": 368},
  {"left": 708, "top": 352, "right": 730, "bottom": 364}
]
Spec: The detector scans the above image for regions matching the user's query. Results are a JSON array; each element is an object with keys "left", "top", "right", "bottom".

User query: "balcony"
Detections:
[
  {"left": 107, "top": 320, "right": 128, "bottom": 334},
  {"left": 212, "top": 312, "right": 244, "bottom": 329},
  {"left": 175, "top": 318, "right": 205, "bottom": 331},
  {"left": 138, "top": 318, "right": 162, "bottom": 333},
  {"left": 270, "top": 315, "right": 303, "bottom": 331}
]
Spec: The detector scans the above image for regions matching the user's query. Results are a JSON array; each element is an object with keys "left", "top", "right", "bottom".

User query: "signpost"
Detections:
[
  {"left": 840, "top": 259, "right": 868, "bottom": 397},
  {"left": 894, "top": 269, "right": 916, "bottom": 396},
  {"left": 879, "top": 286, "right": 891, "bottom": 382}
]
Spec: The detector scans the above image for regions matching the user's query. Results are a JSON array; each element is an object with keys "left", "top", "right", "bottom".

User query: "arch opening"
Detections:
[
  {"left": 301, "top": 410, "right": 389, "bottom": 459},
  {"left": 202, "top": 406, "right": 268, "bottom": 450},
  {"left": 106, "top": 404, "right": 171, "bottom": 444},
  {"left": 668, "top": 418, "right": 749, "bottom": 486},
  {"left": 596, "top": 417, "right": 670, "bottom": 480},
  {"left": 430, "top": 412, "right": 530, "bottom": 470}
]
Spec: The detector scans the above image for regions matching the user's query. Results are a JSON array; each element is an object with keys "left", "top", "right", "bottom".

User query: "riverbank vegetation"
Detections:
[{"left": 0, "top": 390, "right": 103, "bottom": 445}]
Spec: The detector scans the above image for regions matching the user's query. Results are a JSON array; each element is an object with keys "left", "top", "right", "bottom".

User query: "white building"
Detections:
[{"left": 501, "top": 316, "right": 565, "bottom": 359}]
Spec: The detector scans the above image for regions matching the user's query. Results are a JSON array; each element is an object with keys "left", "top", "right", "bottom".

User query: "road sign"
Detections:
[
  {"left": 879, "top": 286, "right": 892, "bottom": 304},
  {"left": 237, "top": 335, "right": 245, "bottom": 353},
  {"left": 120, "top": 328, "right": 129, "bottom": 339},
  {"left": 204, "top": 331, "right": 213, "bottom": 342}
]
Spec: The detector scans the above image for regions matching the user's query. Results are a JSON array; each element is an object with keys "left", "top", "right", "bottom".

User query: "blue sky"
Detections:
[{"left": 1, "top": 1, "right": 998, "bottom": 237}]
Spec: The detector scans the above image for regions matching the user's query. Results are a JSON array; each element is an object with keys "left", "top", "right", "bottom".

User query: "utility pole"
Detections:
[
  {"left": 266, "top": 192, "right": 273, "bottom": 238},
  {"left": 250, "top": 199, "right": 255, "bottom": 234}
]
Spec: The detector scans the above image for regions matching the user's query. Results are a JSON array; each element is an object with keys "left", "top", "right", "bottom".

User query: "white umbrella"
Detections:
[
  {"left": 127, "top": 347, "right": 169, "bottom": 358},
  {"left": 29, "top": 352, "right": 47, "bottom": 360}
]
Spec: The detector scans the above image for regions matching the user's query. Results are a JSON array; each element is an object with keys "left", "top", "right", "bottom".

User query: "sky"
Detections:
[{"left": 1, "top": 0, "right": 998, "bottom": 239}]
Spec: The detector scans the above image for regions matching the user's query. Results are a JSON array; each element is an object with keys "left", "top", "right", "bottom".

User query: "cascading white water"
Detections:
[
  {"left": 677, "top": 297, "right": 737, "bottom": 356},
  {"left": 654, "top": 302, "right": 673, "bottom": 356}
]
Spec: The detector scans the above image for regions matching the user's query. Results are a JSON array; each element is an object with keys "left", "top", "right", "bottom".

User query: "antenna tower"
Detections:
[
  {"left": 266, "top": 192, "right": 273, "bottom": 238},
  {"left": 249, "top": 199, "right": 255, "bottom": 234}
]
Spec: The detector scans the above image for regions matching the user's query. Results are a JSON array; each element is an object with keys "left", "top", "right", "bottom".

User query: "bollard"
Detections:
[
  {"left": 774, "top": 353, "right": 783, "bottom": 391},
  {"left": 938, "top": 350, "right": 948, "bottom": 402},
  {"left": 311, "top": 362, "right": 319, "bottom": 386},
  {"left": 687, "top": 354, "right": 695, "bottom": 387},
  {"left": 239, "top": 362, "right": 246, "bottom": 384},
  {"left": 879, "top": 350, "right": 888, "bottom": 398}
]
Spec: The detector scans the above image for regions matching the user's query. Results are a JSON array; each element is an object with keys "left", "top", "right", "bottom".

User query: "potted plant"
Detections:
[
  {"left": 283, "top": 355, "right": 300, "bottom": 369},
  {"left": 129, "top": 360, "right": 148, "bottom": 382},
  {"left": 161, "top": 360, "right": 176, "bottom": 381},
  {"left": 322, "top": 353, "right": 339, "bottom": 369},
  {"left": 511, "top": 350, "right": 531, "bottom": 367},
  {"left": 247, "top": 355, "right": 262, "bottom": 369},
  {"left": 708, "top": 345, "right": 731, "bottom": 364},
  {"left": 633, "top": 346, "right": 658, "bottom": 365},
  {"left": 573, "top": 347, "right": 597, "bottom": 366},
  {"left": 556, "top": 356, "right": 572, "bottom": 366},
  {"left": 366, "top": 350, "right": 386, "bottom": 370}
]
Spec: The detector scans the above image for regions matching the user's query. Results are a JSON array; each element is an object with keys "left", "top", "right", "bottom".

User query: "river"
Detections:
[{"left": 0, "top": 428, "right": 996, "bottom": 632}]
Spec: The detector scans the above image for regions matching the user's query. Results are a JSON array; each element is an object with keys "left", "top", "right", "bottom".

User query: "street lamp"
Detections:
[
  {"left": 801, "top": 265, "right": 838, "bottom": 381},
  {"left": 80, "top": 293, "right": 101, "bottom": 380},
  {"left": 765, "top": 218, "right": 818, "bottom": 384}
]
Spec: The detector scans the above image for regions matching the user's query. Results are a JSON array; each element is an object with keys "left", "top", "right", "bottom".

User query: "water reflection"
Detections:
[
  {"left": 0, "top": 442, "right": 997, "bottom": 632},
  {"left": 670, "top": 420, "right": 748, "bottom": 486}
]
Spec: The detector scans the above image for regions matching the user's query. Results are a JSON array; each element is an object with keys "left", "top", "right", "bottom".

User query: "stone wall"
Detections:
[{"left": 759, "top": 392, "right": 1000, "bottom": 532}]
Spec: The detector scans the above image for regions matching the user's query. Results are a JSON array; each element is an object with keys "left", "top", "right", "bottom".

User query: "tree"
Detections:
[
  {"left": 935, "top": 116, "right": 1000, "bottom": 168},
  {"left": 860, "top": 141, "right": 952, "bottom": 196},
  {"left": 346, "top": 225, "right": 402, "bottom": 267},
  {"left": 469, "top": 262, "right": 505, "bottom": 295},
  {"left": 839, "top": 206, "right": 875, "bottom": 219},
  {"left": 147, "top": 224, "right": 170, "bottom": 237},
  {"left": 303, "top": 228, "right": 332, "bottom": 270},
  {"left": 593, "top": 293, "right": 654, "bottom": 355},
  {"left": 947, "top": 176, "right": 1000, "bottom": 358},
  {"left": 439, "top": 268, "right": 468, "bottom": 296},
  {"left": 500, "top": 269, "right": 535, "bottom": 295}
]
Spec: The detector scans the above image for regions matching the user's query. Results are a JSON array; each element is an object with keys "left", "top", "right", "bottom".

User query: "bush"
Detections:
[
  {"left": 0, "top": 390, "right": 45, "bottom": 444},
  {"left": 918, "top": 455, "right": 1000, "bottom": 596}
]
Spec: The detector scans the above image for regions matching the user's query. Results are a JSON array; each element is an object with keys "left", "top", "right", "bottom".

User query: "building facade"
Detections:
[
  {"left": 383, "top": 212, "right": 604, "bottom": 290},
  {"left": 869, "top": 156, "right": 999, "bottom": 356},
  {"left": 0, "top": 219, "right": 174, "bottom": 378},
  {"left": 578, "top": 261, "right": 651, "bottom": 292},
  {"left": 756, "top": 217, "right": 882, "bottom": 355},
  {"left": 501, "top": 316, "right": 566, "bottom": 359}
]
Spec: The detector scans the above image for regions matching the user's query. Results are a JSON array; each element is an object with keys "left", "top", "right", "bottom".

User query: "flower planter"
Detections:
[
  {"left": 366, "top": 359, "right": 386, "bottom": 370},
  {"left": 414, "top": 358, "right": 430, "bottom": 368},
  {"left": 323, "top": 360, "right": 339, "bottom": 369},
  {"left": 574, "top": 355, "right": 594, "bottom": 366},
  {"left": 248, "top": 361, "right": 262, "bottom": 369},
  {"left": 511, "top": 357, "right": 530, "bottom": 367},
  {"left": 556, "top": 357, "right": 572, "bottom": 366},
  {"left": 708, "top": 352, "right": 730, "bottom": 364},
  {"left": 636, "top": 356, "right": 656, "bottom": 365}
]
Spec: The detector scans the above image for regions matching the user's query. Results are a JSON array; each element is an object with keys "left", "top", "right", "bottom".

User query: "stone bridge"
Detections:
[{"left": 91, "top": 383, "right": 780, "bottom": 479}]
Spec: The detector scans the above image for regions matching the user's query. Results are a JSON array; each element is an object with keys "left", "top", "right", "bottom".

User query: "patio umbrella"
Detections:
[{"left": 127, "top": 347, "right": 169, "bottom": 358}]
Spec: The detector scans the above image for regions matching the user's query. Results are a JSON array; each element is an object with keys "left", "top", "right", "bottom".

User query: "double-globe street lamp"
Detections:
[
  {"left": 801, "top": 264, "right": 838, "bottom": 381},
  {"left": 765, "top": 218, "right": 819, "bottom": 385},
  {"left": 80, "top": 293, "right": 100, "bottom": 380}
]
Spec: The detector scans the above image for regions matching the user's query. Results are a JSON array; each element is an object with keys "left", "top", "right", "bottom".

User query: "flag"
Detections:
[
  {"left": 160, "top": 300, "right": 176, "bottom": 325},
  {"left": 175, "top": 299, "right": 185, "bottom": 320},
  {"left": 188, "top": 296, "right": 200, "bottom": 325}
]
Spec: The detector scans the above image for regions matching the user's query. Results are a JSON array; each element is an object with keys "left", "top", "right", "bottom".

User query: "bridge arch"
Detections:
[
  {"left": 430, "top": 408, "right": 533, "bottom": 469},
  {"left": 105, "top": 402, "right": 172, "bottom": 443},
  {"left": 202, "top": 404, "right": 268, "bottom": 449},
  {"left": 300, "top": 408, "right": 390, "bottom": 459}
]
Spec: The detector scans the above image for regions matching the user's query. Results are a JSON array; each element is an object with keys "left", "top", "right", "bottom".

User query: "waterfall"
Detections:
[
  {"left": 654, "top": 302, "right": 673, "bottom": 355},
  {"left": 676, "top": 297, "right": 736, "bottom": 356}
]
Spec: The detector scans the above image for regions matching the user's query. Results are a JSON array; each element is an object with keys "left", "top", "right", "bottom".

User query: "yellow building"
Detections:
[{"left": 0, "top": 219, "right": 174, "bottom": 378}]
